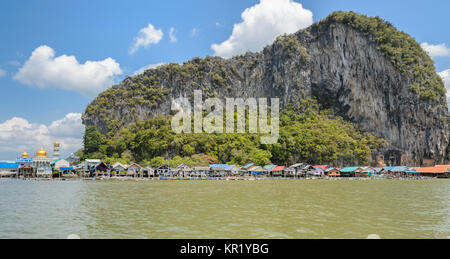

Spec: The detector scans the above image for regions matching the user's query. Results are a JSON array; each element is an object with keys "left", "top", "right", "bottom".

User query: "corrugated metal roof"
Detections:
[
  {"left": 243, "top": 163, "right": 254, "bottom": 169},
  {"left": 272, "top": 166, "right": 286, "bottom": 172},
  {"left": 411, "top": 166, "right": 448, "bottom": 174},
  {"left": 289, "top": 163, "right": 304, "bottom": 168},
  {"left": 390, "top": 166, "right": 409, "bottom": 172},
  {"left": 263, "top": 165, "right": 277, "bottom": 171},
  {"left": 340, "top": 167, "right": 361, "bottom": 173},
  {"left": 250, "top": 166, "right": 267, "bottom": 172}
]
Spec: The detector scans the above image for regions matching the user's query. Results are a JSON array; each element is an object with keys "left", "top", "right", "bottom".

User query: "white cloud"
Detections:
[
  {"left": 0, "top": 113, "right": 84, "bottom": 160},
  {"left": 133, "top": 63, "right": 165, "bottom": 76},
  {"left": 211, "top": 0, "right": 313, "bottom": 58},
  {"left": 421, "top": 43, "right": 450, "bottom": 58},
  {"left": 169, "top": 27, "right": 177, "bottom": 43},
  {"left": 438, "top": 69, "right": 450, "bottom": 111},
  {"left": 14, "top": 45, "right": 123, "bottom": 97},
  {"left": 0, "top": 68, "right": 6, "bottom": 78},
  {"left": 216, "top": 22, "right": 222, "bottom": 27},
  {"left": 129, "top": 24, "right": 164, "bottom": 54}
]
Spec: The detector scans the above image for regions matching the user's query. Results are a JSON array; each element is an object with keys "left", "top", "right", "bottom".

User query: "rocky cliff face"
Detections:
[{"left": 83, "top": 11, "right": 449, "bottom": 165}]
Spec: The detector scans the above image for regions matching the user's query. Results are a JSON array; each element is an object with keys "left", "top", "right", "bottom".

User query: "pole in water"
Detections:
[
  {"left": 67, "top": 234, "right": 81, "bottom": 239},
  {"left": 367, "top": 234, "right": 381, "bottom": 239}
]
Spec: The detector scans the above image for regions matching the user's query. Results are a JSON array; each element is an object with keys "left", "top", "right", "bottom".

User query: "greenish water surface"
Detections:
[{"left": 0, "top": 179, "right": 448, "bottom": 239}]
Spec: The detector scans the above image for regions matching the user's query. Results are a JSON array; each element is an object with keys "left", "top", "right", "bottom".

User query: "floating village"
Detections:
[{"left": 0, "top": 142, "right": 449, "bottom": 180}]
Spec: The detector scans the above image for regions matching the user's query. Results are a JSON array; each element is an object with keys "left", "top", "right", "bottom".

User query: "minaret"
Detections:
[{"left": 53, "top": 141, "right": 60, "bottom": 159}]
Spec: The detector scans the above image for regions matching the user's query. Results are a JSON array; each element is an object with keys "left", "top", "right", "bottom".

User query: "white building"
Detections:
[
  {"left": 52, "top": 158, "right": 70, "bottom": 170},
  {"left": 34, "top": 148, "right": 52, "bottom": 178}
]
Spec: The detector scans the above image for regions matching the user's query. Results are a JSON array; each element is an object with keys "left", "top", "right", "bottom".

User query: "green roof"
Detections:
[
  {"left": 340, "top": 167, "right": 361, "bottom": 173},
  {"left": 50, "top": 158, "right": 62, "bottom": 165}
]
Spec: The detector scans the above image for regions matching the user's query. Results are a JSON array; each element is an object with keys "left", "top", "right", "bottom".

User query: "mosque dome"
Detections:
[
  {"left": 35, "top": 148, "right": 47, "bottom": 157},
  {"left": 21, "top": 152, "right": 30, "bottom": 158},
  {"left": 54, "top": 141, "right": 60, "bottom": 147}
]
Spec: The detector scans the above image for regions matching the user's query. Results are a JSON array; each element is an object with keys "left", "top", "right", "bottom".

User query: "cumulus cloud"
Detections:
[
  {"left": 0, "top": 68, "right": 6, "bottom": 78},
  {"left": 421, "top": 43, "right": 450, "bottom": 58},
  {"left": 211, "top": 0, "right": 313, "bottom": 58},
  {"left": 14, "top": 46, "right": 123, "bottom": 96},
  {"left": 169, "top": 27, "right": 177, "bottom": 43},
  {"left": 0, "top": 113, "right": 84, "bottom": 160},
  {"left": 133, "top": 63, "right": 165, "bottom": 76},
  {"left": 438, "top": 69, "right": 450, "bottom": 111},
  {"left": 129, "top": 24, "right": 164, "bottom": 54}
]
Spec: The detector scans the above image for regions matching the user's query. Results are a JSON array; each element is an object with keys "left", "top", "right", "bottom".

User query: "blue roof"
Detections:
[
  {"left": 340, "top": 167, "right": 361, "bottom": 173},
  {"left": 0, "top": 162, "right": 19, "bottom": 169},
  {"left": 60, "top": 167, "right": 74, "bottom": 171},
  {"left": 405, "top": 169, "right": 420, "bottom": 174},
  {"left": 383, "top": 166, "right": 396, "bottom": 170}
]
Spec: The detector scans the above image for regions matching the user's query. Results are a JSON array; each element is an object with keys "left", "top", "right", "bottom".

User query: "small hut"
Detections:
[
  {"left": 340, "top": 167, "right": 362, "bottom": 177},
  {"left": 112, "top": 162, "right": 128, "bottom": 175},
  {"left": 192, "top": 167, "right": 211, "bottom": 178},
  {"left": 176, "top": 163, "right": 193, "bottom": 177},
  {"left": 93, "top": 162, "right": 109, "bottom": 177},
  {"left": 289, "top": 163, "right": 306, "bottom": 177},
  {"left": 248, "top": 166, "right": 268, "bottom": 176},
  {"left": 156, "top": 165, "right": 170, "bottom": 177},
  {"left": 325, "top": 168, "right": 341, "bottom": 177},
  {"left": 271, "top": 166, "right": 287, "bottom": 177},
  {"left": 142, "top": 167, "right": 155, "bottom": 178},
  {"left": 209, "top": 164, "right": 239, "bottom": 177},
  {"left": 0, "top": 162, "right": 19, "bottom": 178},
  {"left": 128, "top": 163, "right": 142, "bottom": 177}
]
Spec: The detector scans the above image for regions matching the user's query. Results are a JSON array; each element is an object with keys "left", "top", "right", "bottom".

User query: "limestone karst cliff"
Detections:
[{"left": 83, "top": 11, "right": 449, "bottom": 165}]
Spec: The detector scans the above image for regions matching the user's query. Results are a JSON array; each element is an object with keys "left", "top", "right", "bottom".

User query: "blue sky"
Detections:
[{"left": 0, "top": 0, "right": 449, "bottom": 159}]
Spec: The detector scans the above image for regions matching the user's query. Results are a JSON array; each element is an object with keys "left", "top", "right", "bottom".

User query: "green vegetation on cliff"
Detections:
[
  {"left": 275, "top": 34, "right": 310, "bottom": 61},
  {"left": 320, "top": 11, "right": 446, "bottom": 102},
  {"left": 82, "top": 100, "right": 387, "bottom": 166}
]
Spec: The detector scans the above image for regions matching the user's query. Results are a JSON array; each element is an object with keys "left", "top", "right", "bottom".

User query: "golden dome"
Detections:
[
  {"left": 54, "top": 141, "right": 60, "bottom": 147},
  {"left": 21, "top": 152, "right": 30, "bottom": 158},
  {"left": 35, "top": 148, "right": 47, "bottom": 157}
]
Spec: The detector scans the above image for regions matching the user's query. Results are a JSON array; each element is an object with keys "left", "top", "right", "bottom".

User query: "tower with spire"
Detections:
[{"left": 53, "top": 141, "right": 60, "bottom": 160}]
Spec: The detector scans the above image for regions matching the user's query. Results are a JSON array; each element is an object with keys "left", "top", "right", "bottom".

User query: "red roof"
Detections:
[
  {"left": 128, "top": 163, "right": 142, "bottom": 169},
  {"left": 313, "top": 165, "right": 328, "bottom": 170},
  {"left": 411, "top": 166, "right": 449, "bottom": 174},
  {"left": 272, "top": 166, "right": 286, "bottom": 172},
  {"left": 247, "top": 165, "right": 258, "bottom": 170}
]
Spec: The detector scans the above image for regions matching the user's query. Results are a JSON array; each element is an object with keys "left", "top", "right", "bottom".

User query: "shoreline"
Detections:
[{"left": 0, "top": 176, "right": 443, "bottom": 182}]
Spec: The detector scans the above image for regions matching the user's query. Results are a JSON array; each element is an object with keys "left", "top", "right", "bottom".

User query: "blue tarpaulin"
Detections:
[{"left": 0, "top": 162, "right": 19, "bottom": 169}]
